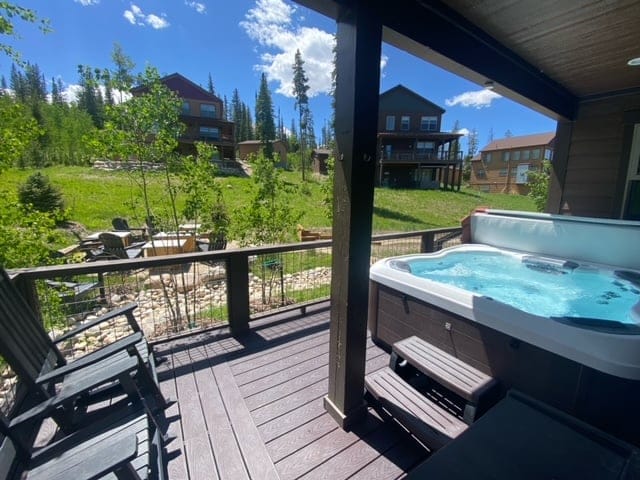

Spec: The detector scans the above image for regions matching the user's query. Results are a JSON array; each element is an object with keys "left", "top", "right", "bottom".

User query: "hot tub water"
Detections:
[{"left": 397, "top": 250, "right": 640, "bottom": 325}]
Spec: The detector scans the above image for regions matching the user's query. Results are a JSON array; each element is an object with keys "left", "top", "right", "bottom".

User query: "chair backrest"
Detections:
[
  {"left": 112, "top": 217, "right": 130, "bottom": 231},
  {"left": 0, "top": 269, "right": 63, "bottom": 390},
  {"left": 98, "top": 232, "right": 128, "bottom": 259}
]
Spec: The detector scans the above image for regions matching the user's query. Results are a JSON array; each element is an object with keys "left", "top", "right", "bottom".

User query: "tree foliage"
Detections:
[
  {"left": 527, "top": 160, "right": 551, "bottom": 212},
  {"left": 255, "top": 73, "right": 275, "bottom": 158},
  {"left": 292, "top": 50, "right": 312, "bottom": 179},
  {"left": 233, "top": 153, "right": 300, "bottom": 246},
  {"left": 0, "top": 189, "right": 64, "bottom": 268},
  {"left": 0, "top": 2, "right": 50, "bottom": 64},
  {"left": 0, "top": 94, "right": 41, "bottom": 171},
  {"left": 18, "top": 171, "right": 65, "bottom": 214}
]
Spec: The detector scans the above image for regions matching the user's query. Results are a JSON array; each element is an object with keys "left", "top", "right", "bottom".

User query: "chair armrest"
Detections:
[
  {"left": 37, "top": 332, "right": 144, "bottom": 385},
  {"left": 53, "top": 303, "right": 140, "bottom": 344}
]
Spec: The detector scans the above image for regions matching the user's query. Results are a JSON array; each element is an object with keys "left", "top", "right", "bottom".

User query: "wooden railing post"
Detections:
[
  {"left": 421, "top": 231, "right": 436, "bottom": 253},
  {"left": 12, "top": 274, "right": 42, "bottom": 319},
  {"left": 226, "top": 252, "right": 250, "bottom": 336}
]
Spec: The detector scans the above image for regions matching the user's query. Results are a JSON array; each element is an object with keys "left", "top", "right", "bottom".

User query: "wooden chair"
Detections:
[
  {"left": 112, "top": 217, "right": 147, "bottom": 242},
  {"left": 0, "top": 269, "right": 166, "bottom": 431},
  {"left": 99, "top": 232, "right": 145, "bottom": 260},
  {"left": 1, "top": 399, "right": 166, "bottom": 479}
]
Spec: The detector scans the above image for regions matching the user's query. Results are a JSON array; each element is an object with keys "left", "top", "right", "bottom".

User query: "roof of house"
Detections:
[
  {"left": 379, "top": 84, "right": 445, "bottom": 114},
  {"left": 481, "top": 132, "right": 555, "bottom": 152},
  {"left": 312, "top": 148, "right": 333, "bottom": 156},
  {"left": 131, "top": 72, "right": 223, "bottom": 103}
]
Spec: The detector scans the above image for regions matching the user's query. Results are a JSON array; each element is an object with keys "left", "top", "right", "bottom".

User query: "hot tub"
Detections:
[
  {"left": 367, "top": 210, "right": 640, "bottom": 445},
  {"left": 369, "top": 244, "right": 640, "bottom": 379}
]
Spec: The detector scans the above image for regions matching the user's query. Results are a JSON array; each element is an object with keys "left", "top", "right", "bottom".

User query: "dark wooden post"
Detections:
[
  {"left": 420, "top": 231, "right": 436, "bottom": 253},
  {"left": 324, "top": 3, "right": 382, "bottom": 430},
  {"left": 226, "top": 252, "right": 250, "bottom": 336}
]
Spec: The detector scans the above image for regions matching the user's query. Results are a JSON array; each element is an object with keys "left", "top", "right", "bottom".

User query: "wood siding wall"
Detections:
[{"left": 549, "top": 92, "right": 640, "bottom": 217}]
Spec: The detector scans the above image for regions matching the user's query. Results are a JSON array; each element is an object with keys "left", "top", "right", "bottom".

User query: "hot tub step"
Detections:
[
  {"left": 365, "top": 367, "right": 468, "bottom": 450},
  {"left": 392, "top": 336, "right": 498, "bottom": 423}
]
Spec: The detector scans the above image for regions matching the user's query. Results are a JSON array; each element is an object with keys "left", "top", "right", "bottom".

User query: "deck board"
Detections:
[{"left": 155, "top": 305, "right": 429, "bottom": 479}]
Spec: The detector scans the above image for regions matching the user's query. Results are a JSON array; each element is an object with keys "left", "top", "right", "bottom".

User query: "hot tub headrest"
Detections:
[{"left": 470, "top": 210, "right": 640, "bottom": 270}]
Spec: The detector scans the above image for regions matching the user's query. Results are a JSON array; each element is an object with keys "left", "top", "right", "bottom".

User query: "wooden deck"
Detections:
[{"left": 153, "top": 303, "right": 429, "bottom": 479}]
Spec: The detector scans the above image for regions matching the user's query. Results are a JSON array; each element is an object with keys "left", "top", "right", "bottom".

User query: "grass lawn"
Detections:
[{"left": 2, "top": 166, "right": 537, "bottom": 238}]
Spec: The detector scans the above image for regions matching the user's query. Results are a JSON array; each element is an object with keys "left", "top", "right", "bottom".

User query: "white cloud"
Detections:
[
  {"left": 123, "top": 4, "right": 170, "bottom": 29},
  {"left": 241, "top": 0, "right": 335, "bottom": 98},
  {"left": 185, "top": 1, "right": 206, "bottom": 14},
  {"left": 74, "top": 0, "right": 99, "bottom": 5},
  {"left": 60, "top": 84, "right": 131, "bottom": 105},
  {"left": 445, "top": 89, "right": 501, "bottom": 109},
  {"left": 455, "top": 127, "right": 470, "bottom": 135}
]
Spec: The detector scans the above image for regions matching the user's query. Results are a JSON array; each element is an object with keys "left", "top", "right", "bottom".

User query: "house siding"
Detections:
[
  {"left": 548, "top": 92, "right": 640, "bottom": 218},
  {"left": 469, "top": 137, "right": 553, "bottom": 195}
]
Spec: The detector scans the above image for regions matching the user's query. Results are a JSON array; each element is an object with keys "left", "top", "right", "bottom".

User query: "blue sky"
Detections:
[{"left": 2, "top": 0, "right": 557, "bottom": 152}]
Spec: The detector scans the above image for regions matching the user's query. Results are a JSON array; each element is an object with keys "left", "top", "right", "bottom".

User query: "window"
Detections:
[
  {"left": 510, "top": 167, "right": 518, "bottom": 177},
  {"left": 503, "top": 151, "right": 510, "bottom": 162},
  {"left": 181, "top": 101, "right": 190, "bottom": 114},
  {"left": 483, "top": 153, "right": 492, "bottom": 163},
  {"left": 498, "top": 168, "right": 508, "bottom": 177},
  {"left": 513, "top": 151, "right": 521, "bottom": 161},
  {"left": 476, "top": 168, "right": 486, "bottom": 179},
  {"left": 480, "top": 185, "right": 491, "bottom": 192},
  {"left": 199, "top": 126, "right": 219, "bottom": 139},
  {"left": 544, "top": 148, "right": 553, "bottom": 161},
  {"left": 385, "top": 115, "right": 395, "bottom": 131},
  {"left": 400, "top": 116, "right": 410, "bottom": 131},
  {"left": 416, "top": 141, "right": 435, "bottom": 153},
  {"left": 522, "top": 150, "right": 530, "bottom": 161},
  {"left": 531, "top": 149, "right": 540, "bottom": 159},
  {"left": 420, "top": 116, "right": 437, "bottom": 131},
  {"left": 201, "top": 103, "right": 217, "bottom": 118}
]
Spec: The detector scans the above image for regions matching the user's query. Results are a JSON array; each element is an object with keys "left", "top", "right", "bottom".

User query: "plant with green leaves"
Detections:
[
  {"left": 234, "top": 153, "right": 301, "bottom": 246},
  {"left": 180, "top": 142, "right": 230, "bottom": 248},
  {"left": 18, "top": 171, "right": 65, "bottom": 215},
  {"left": 320, "top": 156, "right": 335, "bottom": 221},
  {"left": 527, "top": 160, "right": 551, "bottom": 212},
  {"left": 0, "top": 189, "right": 64, "bottom": 268},
  {"left": 0, "top": 95, "right": 42, "bottom": 171},
  {"left": 0, "top": 2, "right": 50, "bottom": 64}
]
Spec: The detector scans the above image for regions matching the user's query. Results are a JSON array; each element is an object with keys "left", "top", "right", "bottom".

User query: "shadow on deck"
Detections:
[{"left": 153, "top": 303, "right": 429, "bottom": 479}]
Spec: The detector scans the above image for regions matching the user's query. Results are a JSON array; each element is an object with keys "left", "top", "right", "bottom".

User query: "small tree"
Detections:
[
  {"left": 18, "top": 172, "right": 65, "bottom": 214},
  {"left": 527, "top": 161, "right": 551, "bottom": 212},
  {"left": 255, "top": 73, "right": 275, "bottom": 158}
]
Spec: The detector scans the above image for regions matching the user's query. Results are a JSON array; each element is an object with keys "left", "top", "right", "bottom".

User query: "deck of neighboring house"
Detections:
[{"left": 154, "top": 303, "right": 429, "bottom": 480}]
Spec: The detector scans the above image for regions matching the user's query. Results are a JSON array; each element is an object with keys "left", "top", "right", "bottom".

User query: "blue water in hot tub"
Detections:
[{"left": 401, "top": 251, "right": 640, "bottom": 325}]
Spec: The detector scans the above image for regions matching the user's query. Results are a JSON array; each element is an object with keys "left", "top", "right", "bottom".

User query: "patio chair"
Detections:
[
  {"left": 0, "top": 268, "right": 167, "bottom": 431},
  {"left": 1, "top": 399, "right": 165, "bottom": 479},
  {"left": 99, "top": 232, "right": 146, "bottom": 260},
  {"left": 112, "top": 217, "right": 147, "bottom": 241}
]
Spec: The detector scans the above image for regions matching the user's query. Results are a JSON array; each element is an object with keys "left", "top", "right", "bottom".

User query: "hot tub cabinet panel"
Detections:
[{"left": 368, "top": 281, "right": 640, "bottom": 446}]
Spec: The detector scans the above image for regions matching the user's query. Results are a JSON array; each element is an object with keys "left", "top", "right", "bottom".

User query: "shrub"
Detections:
[
  {"left": 527, "top": 161, "right": 551, "bottom": 212},
  {"left": 18, "top": 172, "right": 65, "bottom": 214}
]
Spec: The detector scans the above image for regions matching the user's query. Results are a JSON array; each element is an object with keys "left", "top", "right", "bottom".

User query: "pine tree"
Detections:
[
  {"left": 231, "top": 88, "right": 242, "bottom": 143},
  {"left": 0, "top": 75, "right": 7, "bottom": 91},
  {"left": 504, "top": 129, "right": 513, "bottom": 138},
  {"left": 292, "top": 49, "right": 310, "bottom": 179},
  {"left": 467, "top": 128, "right": 479, "bottom": 157},
  {"left": 207, "top": 73, "right": 215, "bottom": 95},
  {"left": 255, "top": 73, "right": 275, "bottom": 158},
  {"left": 102, "top": 69, "right": 114, "bottom": 106},
  {"left": 77, "top": 65, "right": 103, "bottom": 128},
  {"left": 50, "top": 76, "right": 64, "bottom": 104},
  {"left": 10, "top": 63, "right": 26, "bottom": 101},
  {"left": 223, "top": 94, "right": 229, "bottom": 121}
]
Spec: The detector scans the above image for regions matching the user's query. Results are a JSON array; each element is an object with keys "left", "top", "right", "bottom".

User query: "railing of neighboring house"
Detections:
[{"left": 382, "top": 150, "right": 463, "bottom": 163}]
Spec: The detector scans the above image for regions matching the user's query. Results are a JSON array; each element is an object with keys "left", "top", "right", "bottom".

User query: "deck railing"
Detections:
[
  {"left": 1, "top": 227, "right": 461, "bottom": 414},
  {"left": 8, "top": 227, "right": 461, "bottom": 345}
]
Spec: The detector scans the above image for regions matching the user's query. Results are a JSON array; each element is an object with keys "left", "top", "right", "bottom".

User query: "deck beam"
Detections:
[{"left": 324, "top": 3, "right": 382, "bottom": 429}]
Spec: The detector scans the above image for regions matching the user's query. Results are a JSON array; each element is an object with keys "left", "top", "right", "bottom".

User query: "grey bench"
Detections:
[{"left": 391, "top": 336, "right": 498, "bottom": 423}]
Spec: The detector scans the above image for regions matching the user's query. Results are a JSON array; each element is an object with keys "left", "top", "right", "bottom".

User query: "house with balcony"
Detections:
[
  {"left": 133, "top": 73, "right": 235, "bottom": 159},
  {"left": 376, "top": 85, "right": 463, "bottom": 190},
  {"left": 470, "top": 132, "right": 555, "bottom": 194}
]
